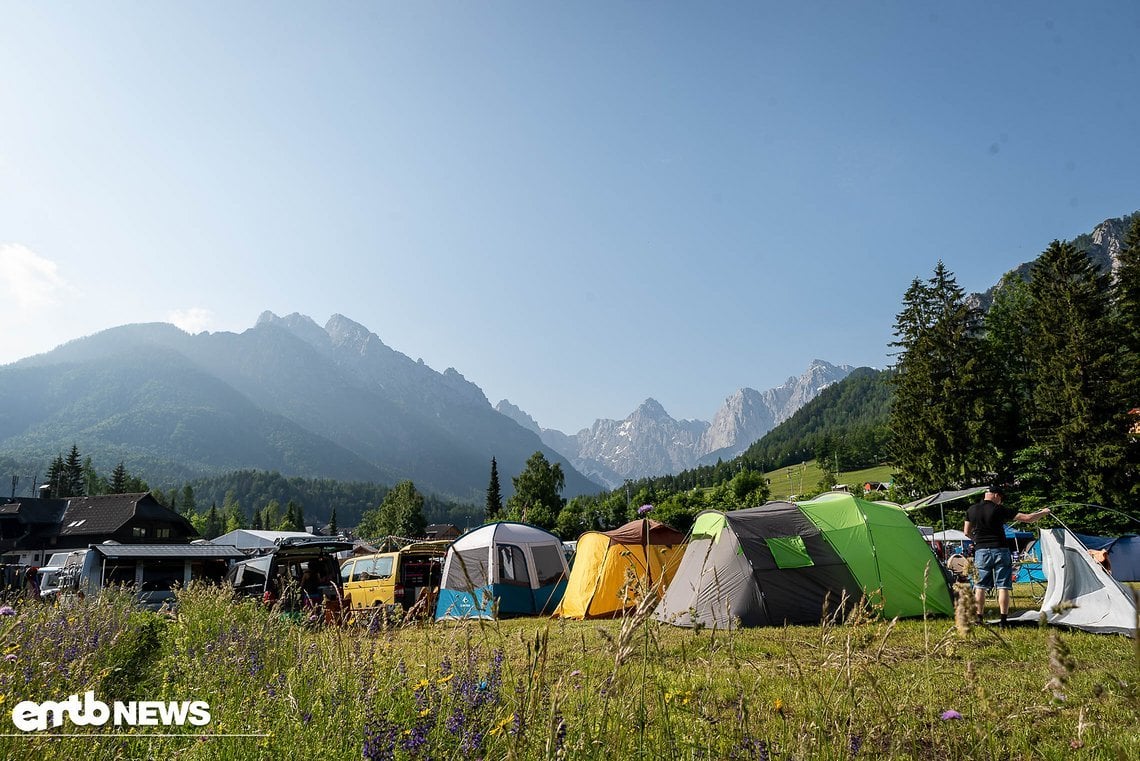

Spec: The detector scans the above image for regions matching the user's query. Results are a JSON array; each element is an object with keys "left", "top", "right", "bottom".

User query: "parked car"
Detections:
[
  {"left": 340, "top": 540, "right": 449, "bottom": 617},
  {"left": 227, "top": 536, "right": 353, "bottom": 619}
]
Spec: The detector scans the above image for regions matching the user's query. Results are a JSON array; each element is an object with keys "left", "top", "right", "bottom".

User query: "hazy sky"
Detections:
[{"left": 2, "top": 3, "right": 1138, "bottom": 433}]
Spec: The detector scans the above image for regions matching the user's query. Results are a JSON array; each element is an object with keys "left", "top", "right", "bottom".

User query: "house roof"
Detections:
[
  {"left": 58, "top": 493, "right": 197, "bottom": 537},
  {"left": 0, "top": 497, "right": 69, "bottom": 525},
  {"left": 89, "top": 543, "right": 248, "bottom": 560}
]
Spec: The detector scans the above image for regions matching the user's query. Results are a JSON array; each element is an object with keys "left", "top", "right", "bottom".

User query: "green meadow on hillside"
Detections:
[
  {"left": 763, "top": 461, "right": 896, "bottom": 501},
  {"left": 2, "top": 585, "right": 1137, "bottom": 760}
]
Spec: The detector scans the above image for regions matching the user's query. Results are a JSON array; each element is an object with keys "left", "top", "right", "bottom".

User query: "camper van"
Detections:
[
  {"left": 340, "top": 540, "right": 449, "bottom": 614},
  {"left": 59, "top": 543, "right": 246, "bottom": 610},
  {"left": 226, "top": 536, "right": 353, "bottom": 609}
]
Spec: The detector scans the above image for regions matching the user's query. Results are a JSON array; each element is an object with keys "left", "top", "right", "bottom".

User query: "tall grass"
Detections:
[{"left": 0, "top": 583, "right": 1136, "bottom": 760}]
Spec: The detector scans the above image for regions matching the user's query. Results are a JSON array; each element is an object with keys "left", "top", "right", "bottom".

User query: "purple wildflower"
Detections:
[
  {"left": 940, "top": 709, "right": 963, "bottom": 720},
  {"left": 638, "top": 504, "right": 653, "bottom": 515},
  {"left": 0, "top": 606, "right": 15, "bottom": 616}
]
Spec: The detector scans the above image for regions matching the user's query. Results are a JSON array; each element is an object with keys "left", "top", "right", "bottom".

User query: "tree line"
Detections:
[{"left": 889, "top": 217, "right": 1140, "bottom": 532}]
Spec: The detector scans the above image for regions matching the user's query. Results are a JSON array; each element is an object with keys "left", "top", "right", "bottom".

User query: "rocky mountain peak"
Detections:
[
  {"left": 256, "top": 311, "right": 332, "bottom": 352},
  {"left": 325, "top": 313, "right": 384, "bottom": 353},
  {"left": 495, "top": 399, "right": 542, "bottom": 434},
  {"left": 634, "top": 398, "right": 669, "bottom": 419}
]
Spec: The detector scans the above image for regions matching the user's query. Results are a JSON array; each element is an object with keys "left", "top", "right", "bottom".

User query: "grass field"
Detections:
[
  {"left": 2, "top": 584, "right": 1137, "bottom": 760},
  {"left": 764, "top": 461, "right": 896, "bottom": 501}
]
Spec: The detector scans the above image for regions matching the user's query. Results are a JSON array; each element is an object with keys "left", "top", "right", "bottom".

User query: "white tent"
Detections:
[
  {"left": 434, "top": 522, "right": 569, "bottom": 620},
  {"left": 1011, "top": 528, "right": 1137, "bottom": 635},
  {"left": 210, "top": 529, "right": 315, "bottom": 552}
]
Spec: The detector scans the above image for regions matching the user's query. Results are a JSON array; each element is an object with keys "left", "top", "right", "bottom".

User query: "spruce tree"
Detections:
[
  {"left": 63, "top": 444, "right": 85, "bottom": 497},
  {"left": 328, "top": 507, "right": 338, "bottom": 535},
  {"left": 888, "top": 263, "right": 994, "bottom": 494},
  {"left": 45, "top": 455, "right": 65, "bottom": 499},
  {"left": 1022, "top": 239, "right": 1125, "bottom": 524},
  {"left": 981, "top": 274, "right": 1034, "bottom": 477},
  {"left": 204, "top": 504, "right": 223, "bottom": 539},
  {"left": 1114, "top": 217, "right": 1140, "bottom": 508},
  {"left": 485, "top": 457, "right": 503, "bottom": 521},
  {"left": 110, "top": 462, "right": 128, "bottom": 494}
]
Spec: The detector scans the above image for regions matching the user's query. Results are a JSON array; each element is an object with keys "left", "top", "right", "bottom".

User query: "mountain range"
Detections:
[
  {"left": 0, "top": 309, "right": 849, "bottom": 502},
  {"left": 495, "top": 359, "right": 855, "bottom": 489},
  {"left": 0, "top": 306, "right": 851, "bottom": 504},
  {"left": 2, "top": 212, "right": 1133, "bottom": 504}
]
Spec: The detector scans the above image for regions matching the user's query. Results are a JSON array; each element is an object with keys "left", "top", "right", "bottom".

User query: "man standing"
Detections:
[{"left": 963, "top": 487, "right": 1050, "bottom": 626}]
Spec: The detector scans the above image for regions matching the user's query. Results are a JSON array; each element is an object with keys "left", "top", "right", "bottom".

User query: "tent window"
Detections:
[
  {"left": 497, "top": 544, "right": 531, "bottom": 586},
  {"left": 766, "top": 536, "right": 814, "bottom": 569},
  {"left": 531, "top": 544, "right": 565, "bottom": 587},
  {"left": 446, "top": 549, "right": 488, "bottom": 590},
  {"left": 1060, "top": 547, "right": 1106, "bottom": 598}
]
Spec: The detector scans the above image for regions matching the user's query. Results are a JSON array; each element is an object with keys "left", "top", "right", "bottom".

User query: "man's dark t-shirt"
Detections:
[{"left": 966, "top": 499, "right": 1016, "bottom": 549}]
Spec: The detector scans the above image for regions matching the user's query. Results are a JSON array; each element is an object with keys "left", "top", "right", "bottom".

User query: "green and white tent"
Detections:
[{"left": 654, "top": 492, "right": 954, "bottom": 629}]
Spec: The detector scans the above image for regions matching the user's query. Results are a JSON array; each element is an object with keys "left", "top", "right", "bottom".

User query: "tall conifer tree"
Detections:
[
  {"left": 889, "top": 263, "right": 994, "bottom": 493},
  {"left": 1022, "top": 239, "right": 1125, "bottom": 520},
  {"left": 485, "top": 457, "right": 503, "bottom": 521}
]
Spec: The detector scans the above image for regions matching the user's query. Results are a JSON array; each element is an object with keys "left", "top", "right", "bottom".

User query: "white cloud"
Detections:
[
  {"left": 0, "top": 243, "right": 72, "bottom": 310},
  {"left": 167, "top": 307, "right": 216, "bottom": 334}
]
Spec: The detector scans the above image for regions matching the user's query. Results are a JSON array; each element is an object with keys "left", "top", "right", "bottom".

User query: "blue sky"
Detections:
[{"left": 1, "top": 2, "right": 1138, "bottom": 433}]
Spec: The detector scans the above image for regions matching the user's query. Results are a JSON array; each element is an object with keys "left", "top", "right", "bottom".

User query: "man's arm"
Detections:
[
  {"left": 963, "top": 520, "right": 972, "bottom": 539},
  {"left": 1014, "top": 508, "right": 1051, "bottom": 523}
]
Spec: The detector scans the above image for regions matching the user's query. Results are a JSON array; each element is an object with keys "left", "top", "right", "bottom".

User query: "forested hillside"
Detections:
[{"left": 740, "top": 367, "right": 891, "bottom": 472}]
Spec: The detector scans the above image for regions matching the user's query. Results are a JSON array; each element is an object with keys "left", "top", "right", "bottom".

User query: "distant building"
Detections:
[
  {"left": 425, "top": 523, "right": 460, "bottom": 541},
  {"left": 0, "top": 493, "right": 198, "bottom": 565},
  {"left": 210, "top": 529, "right": 315, "bottom": 553}
]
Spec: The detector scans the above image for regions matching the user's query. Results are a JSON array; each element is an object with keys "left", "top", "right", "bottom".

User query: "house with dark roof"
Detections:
[
  {"left": 56, "top": 493, "right": 198, "bottom": 549},
  {"left": 0, "top": 497, "right": 69, "bottom": 566},
  {"left": 425, "top": 523, "right": 460, "bottom": 541},
  {"left": 0, "top": 493, "right": 198, "bottom": 565}
]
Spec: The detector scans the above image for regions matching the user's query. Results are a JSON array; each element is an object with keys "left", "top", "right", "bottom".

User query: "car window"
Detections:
[{"left": 340, "top": 560, "right": 355, "bottom": 584}]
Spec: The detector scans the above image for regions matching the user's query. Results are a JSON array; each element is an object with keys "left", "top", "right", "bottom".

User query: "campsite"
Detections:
[{"left": 2, "top": 496, "right": 1139, "bottom": 760}]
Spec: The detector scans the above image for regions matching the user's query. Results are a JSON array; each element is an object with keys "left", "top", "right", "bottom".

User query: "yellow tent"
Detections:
[{"left": 554, "top": 519, "right": 686, "bottom": 619}]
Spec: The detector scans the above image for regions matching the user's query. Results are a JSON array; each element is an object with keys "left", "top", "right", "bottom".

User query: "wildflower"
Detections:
[
  {"left": 436, "top": 673, "right": 454, "bottom": 685},
  {"left": 849, "top": 734, "right": 863, "bottom": 755},
  {"left": 0, "top": 606, "right": 15, "bottom": 617},
  {"left": 772, "top": 698, "right": 786, "bottom": 716},
  {"left": 638, "top": 504, "right": 653, "bottom": 515},
  {"left": 413, "top": 678, "right": 431, "bottom": 691},
  {"left": 940, "top": 710, "right": 962, "bottom": 720},
  {"left": 489, "top": 713, "right": 515, "bottom": 737},
  {"left": 3, "top": 654, "right": 15, "bottom": 663}
]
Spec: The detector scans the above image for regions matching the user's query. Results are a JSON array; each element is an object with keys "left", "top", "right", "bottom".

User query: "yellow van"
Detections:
[{"left": 340, "top": 540, "right": 449, "bottom": 615}]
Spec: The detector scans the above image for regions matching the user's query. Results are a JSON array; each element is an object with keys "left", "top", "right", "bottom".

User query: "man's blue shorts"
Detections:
[{"left": 973, "top": 547, "right": 1013, "bottom": 591}]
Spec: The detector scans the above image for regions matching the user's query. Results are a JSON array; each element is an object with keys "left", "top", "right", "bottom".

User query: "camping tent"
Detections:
[
  {"left": 654, "top": 492, "right": 954, "bottom": 629},
  {"left": 1010, "top": 528, "right": 1137, "bottom": 635},
  {"left": 1073, "top": 532, "right": 1140, "bottom": 582},
  {"left": 554, "top": 518, "right": 686, "bottom": 619},
  {"left": 435, "top": 522, "right": 569, "bottom": 620}
]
